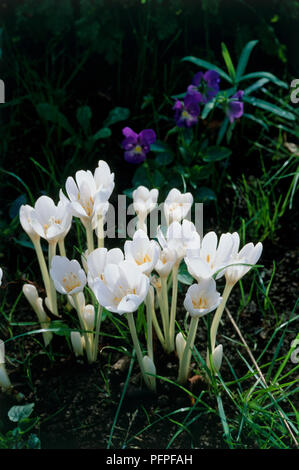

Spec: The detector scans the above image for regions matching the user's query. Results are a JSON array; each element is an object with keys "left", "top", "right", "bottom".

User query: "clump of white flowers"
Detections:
[{"left": 17, "top": 160, "right": 263, "bottom": 390}]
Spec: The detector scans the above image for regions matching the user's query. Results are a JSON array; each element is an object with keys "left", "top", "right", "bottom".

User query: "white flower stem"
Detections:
[
  {"left": 73, "top": 293, "right": 93, "bottom": 363},
  {"left": 145, "top": 293, "right": 153, "bottom": 361},
  {"left": 177, "top": 316, "right": 199, "bottom": 384},
  {"left": 33, "top": 239, "right": 52, "bottom": 307},
  {"left": 48, "top": 241, "right": 59, "bottom": 317},
  {"left": 85, "top": 220, "right": 94, "bottom": 254},
  {"left": 161, "top": 277, "right": 170, "bottom": 352},
  {"left": 209, "top": 282, "right": 234, "bottom": 353},
  {"left": 0, "top": 363, "right": 12, "bottom": 390},
  {"left": 92, "top": 305, "right": 103, "bottom": 362},
  {"left": 168, "top": 262, "right": 179, "bottom": 353},
  {"left": 137, "top": 216, "right": 147, "bottom": 233},
  {"left": 58, "top": 238, "right": 66, "bottom": 257},
  {"left": 150, "top": 294, "right": 165, "bottom": 348},
  {"left": 97, "top": 215, "right": 104, "bottom": 249},
  {"left": 126, "top": 312, "right": 152, "bottom": 390}
]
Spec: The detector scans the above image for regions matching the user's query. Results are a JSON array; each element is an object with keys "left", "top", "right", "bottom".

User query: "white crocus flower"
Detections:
[
  {"left": 133, "top": 186, "right": 159, "bottom": 232},
  {"left": 158, "top": 220, "right": 200, "bottom": 262},
  {"left": 0, "top": 268, "right": 2, "bottom": 286},
  {"left": 30, "top": 196, "right": 72, "bottom": 244},
  {"left": 184, "top": 278, "right": 222, "bottom": 317},
  {"left": 207, "top": 344, "right": 223, "bottom": 373},
  {"left": 63, "top": 169, "right": 109, "bottom": 227},
  {"left": 124, "top": 230, "right": 160, "bottom": 276},
  {"left": 92, "top": 260, "right": 149, "bottom": 315},
  {"left": 19, "top": 204, "right": 40, "bottom": 242},
  {"left": 185, "top": 231, "right": 235, "bottom": 281},
  {"left": 68, "top": 291, "right": 86, "bottom": 312},
  {"left": 86, "top": 247, "right": 124, "bottom": 287},
  {"left": 155, "top": 246, "right": 177, "bottom": 278},
  {"left": 94, "top": 160, "right": 115, "bottom": 200},
  {"left": 142, "top": 355, "right": 156, "bottom": 392},
  {"left": 225, "top": 233, "right": 263, "bottom": 286},
  {"left": 0, "top": 339, "right": 12, "bottom": 390},
  {"left": 23, "top": 284, "right": 53, "bottom": 346},
  {"left": 164, "top": 188, "right": 193, "bottom": 225},
  {"left": 50, "top": 256, "right": 87, "bottom": 295}
]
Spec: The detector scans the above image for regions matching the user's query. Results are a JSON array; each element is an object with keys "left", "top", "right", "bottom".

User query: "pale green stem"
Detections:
[
  {"left": 150, "top": 292, "right": 165, "bottom": 348},
  {"left": 145, "top": 293, "right": 153, "bottom": 361},
  {"left": 161, "top": 277, "right": 170, "bottom": 352},
  {"left": 48, "top": 241, "right": 59, "bottom": 317},
  {"left": 126, "top": 312, "right": 152, "bottom": 390},
  {"left": 92, "top": 305, "right": 103, "bottom": 362},
  {"left": 58, "top": 238, "right": 66, "bottom": 257},
  {"left": 177, "top": 316, "right": 199, "bottom": 384},
  {"left": 33, "top": 239, "right": 52, "bottom": 307},
  {"left": 97, "top": 215, "right": 104, "bottom": 249},
  {"left": 168, "top": 262, "right": 179, "bottom": 353},
  {"left": 85, "top": 220, "right": 94, "bottom": 254},
  {"left": 73, "top": 293, "right": 93, "bottom": 363},
  {"left": 209, "top": 282, "right": 234, "bottom": 353}
]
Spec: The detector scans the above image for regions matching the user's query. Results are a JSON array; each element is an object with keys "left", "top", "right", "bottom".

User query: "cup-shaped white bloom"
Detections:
[
  {"left": 86, "top": 247, "right": 124, "bottom": 287},
  {"left": 30, "top": 196, "right": 72, "bottom": 243},
  {"left": 94, "top": 160, "right": 115, "bottom": 200},
  {"left": 158, "top": 220, "right": 200, "bottom": 262},
  {"left": 124, "top": 230, "right": 160, "bottom": 276},
  {"left": 176, "top": 332, "right": 186, "bottom": 361},
  {"left": 0, "top": 339, "right": 12, "bottom": 390},
  {"left": 19, "top": 204, "right": 40, "bottom": 242},
  {"left": 0, "top": 268, "right": 2, "bottom": 286},
  {"left": 50, "top": 256, "right": 87, "bottom": 295},
  {"left": 70, "top": 331, "right": 85, "bottom": 357},
  {"left": 63, "top": 169, "right": 110, "bottom": 226},
  {"left": 92, "top": 260, "right": 149, "bottom": 315},
  {"left": 133, "top": 186, "right": 158, "bottom": 221},
  {"left": 164, "top": 188, "right": 193, "bottom": 225},
  {"left": 184, "top": 278, "right": 222, "bottom": 317},
  {"left": 211, "top": 344, "right": 223, "bottom": 373},
  {"left": 185, "top": 231, "right": 235, "bottom": 281},
  {"left": 155, "top": 246, "right": 177, "bottom": 278},
  {"left": 225, "top": 233, "right": 263, "bottom": 285}
]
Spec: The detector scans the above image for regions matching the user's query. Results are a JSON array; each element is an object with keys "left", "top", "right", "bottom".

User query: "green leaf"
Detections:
[
  {"left": 201, "top": 100, "right": 215, "bottom": 119},
  {"left": 132, "top": 166, "right": 149, "bottom": 187},
  {"left": 239, "top": 72, "right": 288, "bottom": 89},
  {"left": 216, "top": 117, "right": 229, "bottom": 145},
  {"left": 92, "top": 127, "right": 112, "bottom": 141},
  {"left": 203, "top": 146, "right": 232, "bottom": 162},
  {"left": 27, "top": 434, "right": 41, "bottom": 449},
  {"left": 153, "top": 169, "right": 164, "bottom": 187},
  {"left": 182, "top": 56, "right": 232, "bottom": 83},
  {"left": 8, "top": 404, "right": 35, "bottom": 423},
  {"left": 76, "top": 106, "right": 92, "bottom": 134},
  {"left": 243, "top": 113, "right": 269, "bottom": 131},
  {"left": 243, "top": 96, "right": 296, "bottom": 120},
  {"left": 154, "top": 152, "right": 174, "bottom": 166},
  {"left": 243, "top": 78, "right": 269, "bottom": 95},
  {"left": 221, "top": 42, "right": 236, "bottom": 81},
  {"left": 178, "top": 263, "right": 194, "bottom": 286},
  {"left": 195, "top": 187, "right": 217, "bottom": 202},
  {"left": 235, "top": 40, "right": 259, "bottom": 82},
  {"left": 150, "top": 140, "right": 172, "bottom": 153},
  {"left": 104, "top": 107, "right": 130, "bottom": 127},
  {"left": 36, "top": 103, "right": 73, "bottom": 135}
]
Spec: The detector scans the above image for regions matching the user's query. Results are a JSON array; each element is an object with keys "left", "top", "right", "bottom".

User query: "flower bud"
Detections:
[
  {"left": 212, "top": 344, "right": 223, "bottom": 373},
  {"left": 176, "top": 332, "right": 186, "bottom": 362},
  {"left": 0, "top": 340, "right": 12, "bottom": 390},
  {"left": 82, "top": 305, "right": 95, "bottom": 331},
  {"left": 70, "top": 331, "right": 84, "bottom": 357},
  {"left": 142, "top": 355, "right": 156, "bottom": 391}
]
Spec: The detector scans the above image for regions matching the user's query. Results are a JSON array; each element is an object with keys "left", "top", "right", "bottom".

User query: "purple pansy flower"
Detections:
[
  {"left": 173, "top": 94, "right": 200, "bottom": 128},
  {"left": 121, "top": 127, "right": 156, "bottom": 164},
  {"left": 226, "top": 90, "right": 244, "bottom": 123},
  {"left": 187, "top": 70, "right": 220, "bottom": 104}
]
